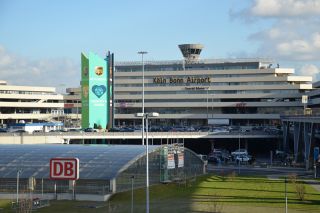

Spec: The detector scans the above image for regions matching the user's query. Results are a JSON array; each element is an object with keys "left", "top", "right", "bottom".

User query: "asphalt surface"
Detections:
[{"left": 207, "top": 164, "right": 314, "bottom": 178}]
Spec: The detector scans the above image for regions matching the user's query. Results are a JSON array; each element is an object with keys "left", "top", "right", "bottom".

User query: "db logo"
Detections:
[{"left": 50, "top": 158, "right": 79, "bottom": 180}]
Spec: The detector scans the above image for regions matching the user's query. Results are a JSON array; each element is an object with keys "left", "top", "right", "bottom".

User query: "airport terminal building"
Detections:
[
  {"left": 113, "top": 44, "right": 312, "bottom": 128},
  {"left": 0, "top": 44, "right": 312, "bottom": 130},
  {"left": 0, "top": 80, "right": 64, "bottom": 128}
]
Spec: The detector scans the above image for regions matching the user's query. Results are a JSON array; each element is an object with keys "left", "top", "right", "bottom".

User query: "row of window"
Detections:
[
  {"left": 116, "top": 89, "right": 301, "bottom": 95},
  {"left": 115, "top": 81, "right": 289, "bottom": 87},
  {"left": 115, "top": 63, "right": 259, "bottom": 72},
  {"left": 115, "top": 73, "right": 274, "bottom": 80},
  {"left": 116, "top": 98, "right": 301, "bottom": 103},
  {"left": 0, "top": 90, "right": 57, "bottom": 95}
]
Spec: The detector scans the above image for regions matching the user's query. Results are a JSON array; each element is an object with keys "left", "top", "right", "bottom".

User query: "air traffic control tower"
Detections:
[{"left": 178, "top": 43, "right": 204, "bottom": 62}]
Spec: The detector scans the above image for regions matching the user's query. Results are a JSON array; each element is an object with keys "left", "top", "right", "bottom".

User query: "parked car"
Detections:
[
  {"left": 186, "top": 127, "right": 196, "bottom": 132},
  {"left": 231, "top": 149, "right": 248, "bottom": 156},
  {"left": 12, "top": 129, "right": 27, "bottom": 133},
  {"left": 208, "top": 155, "right": 221, "bottom": 164},
  {"left": 209, "top": 127, "right": 229, "bottom": 134},
  {"left": 209, "top": 149, "right": 231, "bottom": 162},
  {"left": 0, "top": 128, "right": 8, "bottom": 133},
  {"left": 68, "top": 128, "right": 82, "bottom": 132},
  {"left": 235, "top": 154, "right": 251, "bottom": 163},
  {"left": 109, "top": 127, "right": 121, "bottom": 132},
  {"left": 83, "top": 128, "right": 97, "bottom": 132},
  {"left": 120, "top": 127, "right": 134, "bottom": 132},
  {"left": 198, "top": 126, "right": 210, "bottom": 132}
]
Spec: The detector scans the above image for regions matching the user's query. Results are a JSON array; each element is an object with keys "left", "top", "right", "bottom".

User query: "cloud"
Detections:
[
  {"left": 298, "top": 64, "right": 320, "bottom": 80},
  {"left": 250, "top": 0, "right": 320, "bottom": 17},
  {"left": 231, "top": 0, "right": 320, "bottom": 81},
  {"left": 0, "top": 45, "right": 80, "bottom": 89}
]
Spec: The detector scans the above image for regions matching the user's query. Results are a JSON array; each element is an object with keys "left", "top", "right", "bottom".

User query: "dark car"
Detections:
[
  {"left": 109, "top": 127, "right": 121, "bottom": 132},
  {"left": 12, "top": 129, "right": 27, "bottom": 133},
  {"left": 83, "top": 128, "right": 97, "bottom": 132},
  {"left": 208, "top": 155, "right": 221, "bottom": 164},
  {"left": 120, "top": 127, "right": 134, "bottom": 132},
  {"left": 0, "top": 128, "right": 8, "bottom": 133}
]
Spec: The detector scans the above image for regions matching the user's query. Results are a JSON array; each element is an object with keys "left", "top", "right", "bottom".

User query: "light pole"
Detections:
[
  {"left": 76, "top": 99, "right": 79, "bottom": 128},
  {"left": 238, "top": 130, "right": 241, "bottom": 174},
  {"left": 136, "top": 112, "right": 159, "bottom": 213},
  {"left": 211, "top": 94, "right": 214, "bottom": 119},
  {"left": 138, "top": 51, "right": 148, "bottom": 145},
  {"left": 16, "top": 169, "right": 22, "bottom": 204},
  {"left": 131, "top": 175, "right": 135, "bottom": 213},
  {"left": 206, "top": 88, "right": 209, "bottom": 121},
  {"left": 285, "top": 176, "right": 288, "bottom": 213}
]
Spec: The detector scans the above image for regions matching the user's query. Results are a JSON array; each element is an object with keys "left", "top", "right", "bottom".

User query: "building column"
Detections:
[
  {"left": 304, "top": 122, "right": 314, "bottom": 169},
  {"left": 282, "top": 121, "right": 289, "bottom": 152},
  {"left": 293, "top": 122, "right": 301, "bottom": 162}
]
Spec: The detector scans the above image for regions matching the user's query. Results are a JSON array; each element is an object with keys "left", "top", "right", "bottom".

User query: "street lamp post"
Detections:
[
  {"left": 16, "top": 169, "right": 22, "bottom": 204},
  {"left": 131, "top": 175, "right": 135, "bottom": 213},
  {"left": 136, "top": 112, "right": 159, "bottom": 213},
  {"left": 138, "top": 51, "right": 148, "bottom": 145},
  {"left": 206, "top": 89, "right": 209, "bottom": 121},
  {"left": 238, "top": 130, "right": 241, "bottom": 174},
  {"left": 285, "top": 176, "right": 288, "bottom": 213}
]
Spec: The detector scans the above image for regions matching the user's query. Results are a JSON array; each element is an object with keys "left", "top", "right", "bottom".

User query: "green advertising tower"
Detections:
[{"left": 81, "top": 52, "right": 114, "bottom": 129}]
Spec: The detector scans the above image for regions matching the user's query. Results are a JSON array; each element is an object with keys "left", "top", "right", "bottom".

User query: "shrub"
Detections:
[
  {"left": 288, "top": 173, "right": 297, "bottom": 184},
  {"left": 227, "top": 171, "right": 237, "bottom": 181},
  {"left": 207, "top": 193, "right": 223, "bottom": 213},
  {"left": 295, "top": 182, "right": 306, "bottom": 201}
]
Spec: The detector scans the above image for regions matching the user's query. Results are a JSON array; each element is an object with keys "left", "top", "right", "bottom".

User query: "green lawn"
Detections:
[
  {"left": 0, "top": 200, "right": 11, "bottom": 212},
  {"left": 1, "top": 174, "right": 320, "bottom": 213}
]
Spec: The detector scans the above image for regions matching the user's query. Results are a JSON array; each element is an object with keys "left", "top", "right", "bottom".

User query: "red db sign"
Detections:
[{"left": 50, "top": 158, "right": 79, "bottom": 180}]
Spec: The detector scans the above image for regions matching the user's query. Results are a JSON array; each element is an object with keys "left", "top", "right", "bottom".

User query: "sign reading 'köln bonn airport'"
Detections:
[{"left": 50, "top": 158, "right": 79, "bottom": 180}]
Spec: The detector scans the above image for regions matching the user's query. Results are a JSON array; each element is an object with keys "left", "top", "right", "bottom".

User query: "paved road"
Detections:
[
  {"left": 207, "top": 164, "right": 313, "bottom": 178},
  {"left": 208, "top": 164, "right": 320, "bottom": 192}
]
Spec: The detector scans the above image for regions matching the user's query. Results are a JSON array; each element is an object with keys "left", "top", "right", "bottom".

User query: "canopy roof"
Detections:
[{"left": 0, "top": 144, "right": 160, "bottom": 180}]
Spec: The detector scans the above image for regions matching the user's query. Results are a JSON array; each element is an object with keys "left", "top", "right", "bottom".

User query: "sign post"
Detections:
[{"left": 50, "top": 158, "right": 79, "bottom": 200}]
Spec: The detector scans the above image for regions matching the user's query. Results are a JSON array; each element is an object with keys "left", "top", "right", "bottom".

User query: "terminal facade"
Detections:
[
  {"left": 113, "top": 44, "right": 312, "bottom": 128},
  {"left": 0, "top": 44, "right": 316, "bottom": 130}
]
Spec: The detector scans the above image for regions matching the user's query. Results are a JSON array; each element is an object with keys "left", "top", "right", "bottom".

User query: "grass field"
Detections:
[{"left": 1, "top": 174, "right": 320, "bottom": 213}]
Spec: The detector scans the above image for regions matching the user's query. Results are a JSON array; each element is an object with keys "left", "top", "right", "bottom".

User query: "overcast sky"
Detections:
[{"left": 0, "top": 0, "right": 319, "bottom": 88}]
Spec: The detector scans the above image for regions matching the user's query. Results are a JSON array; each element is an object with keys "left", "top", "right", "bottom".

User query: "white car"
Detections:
[
  {"left": 209, "top": 127, "right": 229, "bottom": 134},
  {"left": 231, "top": 149, "right": 248, "bottom": 156},
  {"left": 235, "top": 154, "right": 251, "bottom": 162}
]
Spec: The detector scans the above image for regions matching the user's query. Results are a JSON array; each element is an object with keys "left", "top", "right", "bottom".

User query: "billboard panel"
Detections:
[
  {"left": 167, "top": 153, "right": 175, "bottom": 169},
  {"left": 81, "top": 53, "right": 89, "bottom": 128},
  {"left": 81, "top": 52, "right": 109, "bottom": 129}
]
